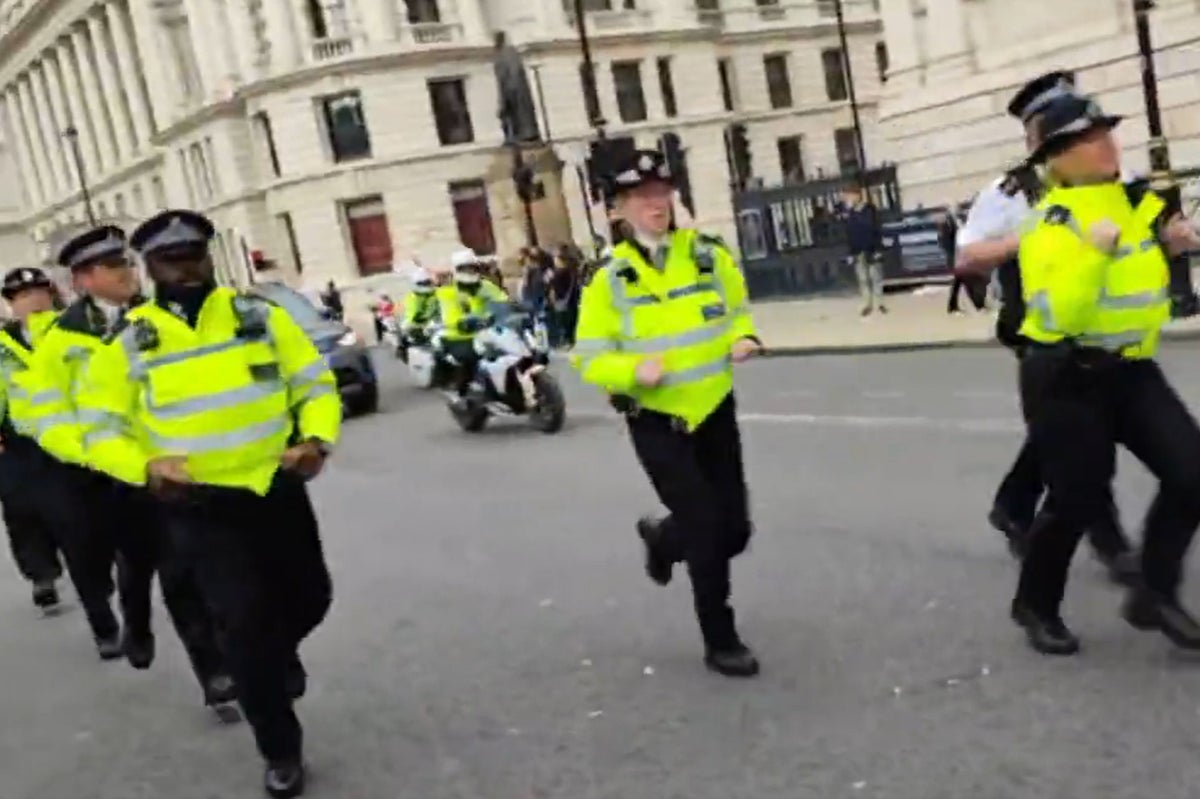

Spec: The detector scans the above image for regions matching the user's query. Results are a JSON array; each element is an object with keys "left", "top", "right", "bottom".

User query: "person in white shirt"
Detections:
[{"left": 956, "top": 71, "right": 1137, "bottom": 583}]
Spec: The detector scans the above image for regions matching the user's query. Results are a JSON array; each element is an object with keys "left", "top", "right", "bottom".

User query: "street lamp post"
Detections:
[
  {"left": 1133, "top": 0, "right": 1196, "bottom": 316},
  {"left": 62, "top": 126, "right": 96, "bottom": 226},
  {"left": 833, "top": 0, "right": 868, "bottom": 176}
]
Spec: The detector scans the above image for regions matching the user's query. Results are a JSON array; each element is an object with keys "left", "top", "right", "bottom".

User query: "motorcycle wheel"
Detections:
[
  {"left": 529, "top": 372, "right": 566, "bottom": 434},
  {"left": 451, "top": 400, "right": 489, "bottom": 432}
]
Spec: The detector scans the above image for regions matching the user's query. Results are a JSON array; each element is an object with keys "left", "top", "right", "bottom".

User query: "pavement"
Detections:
[
  {"left": 752, "top": 285, "right": 1200, "bottom": 355},
  {"left": 8, "top": 346, "right": 1200, "bottom": 798}
]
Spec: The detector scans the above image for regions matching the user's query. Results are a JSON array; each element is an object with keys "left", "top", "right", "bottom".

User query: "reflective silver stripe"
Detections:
[
  {"left": 88, "top": 410, "right": 130, "bottom": 432},
  {"left": 1097, "top": 287, "right": 1167, "bottom": 310},
  {"left": 291, "top": 383, "right": 337, "bottom": 409},
  {"left": 608, "top": 265, "right": 635, "bottom": 339},
  {"left": 659, "top": 357, "right": 730, "bottom": 387},
  {"left": 147, "top": 381, "right": 285, "bottom": 419},
  {"left": 1028, "top": 290, "right": 1058, "bottom": 332},
  {"left": 83, "top": 428, "right": 124, "bottom": 448},
  {"left": 34, "top": 412, "right": 78, "bottom": 432},
  {"left": 1077, "top": 330, "right": 1148, "bottom": 351},
  {"left": 74, "top": 409, "right": 112, "bottom": 426},
  {"left": 289, "top": 359, "right": 328, "bottom": 386},
  {"left": 619, "top": 320, "right": 731, "bottom": 354},
  {"left": 142, "top": 339, "right": 247, "bottom": 369},
  {"left": 572, "top": 338, "right": 613, "bottom": 355},
  {"left": 29, "top": 389, "right": 63, "bottom": 406},
  {"left": 147, "top": 415, "right": 290, "bottom": 453},
  {"left": 666, "top": 283, "right": 714, "bottom": 300}
]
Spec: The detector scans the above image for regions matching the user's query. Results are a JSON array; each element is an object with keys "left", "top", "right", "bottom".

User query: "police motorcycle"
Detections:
[
  {"left": 400, "top": 323, "right": 451, "bottom": 390},
  {"left": 443, "top": 301, "right": 564, "bottom": 433}
]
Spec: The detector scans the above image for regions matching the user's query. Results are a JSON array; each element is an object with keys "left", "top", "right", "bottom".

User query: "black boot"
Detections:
[
  {"left": 32, "top": 580, "right": 60, "bottom": 611},
  {"left": 1122, "top": 590, "right": 1200, "bottom": 650},
  {"left": 264, "top": 759, "right": 306, "bottom": 798},
  {"left": 204, "top": 673, "right": 238, "bottom": 706},
  {"left": 989, "top": 507, "right": 1029, "bottom": 560},
  {"left": 123, "top": 631, "right": 156, "bottom": 670},
  {"left": 704, "top": 644, "right": 761, "bottom": 678},
  {"left": 636, "top": 516, "right": 673, "bottom": 587},
  {"left": 1011, "top": 602, "right": 1080, "bottom": 656},
  {"left": 95, "top": 632, "right": 124, "bottom": 661}
]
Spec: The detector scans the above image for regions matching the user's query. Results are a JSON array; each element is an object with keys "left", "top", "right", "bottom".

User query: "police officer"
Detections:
[
  {"left": 956, "top": 71, "right": 1136, "bottom": 582},
  {"left": 573, "top": 150, "right": 763, "bottom": 677},
  {"left": 77, "top": 210, "right": 340, "bottom": 798},
  {"left": 0, "top": 266, "right": 123, "bottom": 654},
  {"left": 1011, "top": 89, "right": 1200, "bottom": 655},
  {"left": 436, "top": 248, "right": 508, "bottom": 403},
  {"left": 35, "top": 225, "right": 235, "bottom": 712}
]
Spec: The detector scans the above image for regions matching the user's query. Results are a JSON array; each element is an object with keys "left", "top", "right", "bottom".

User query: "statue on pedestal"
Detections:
[{"left": 493, "top": 32, "right": 542, "bottom": 144}]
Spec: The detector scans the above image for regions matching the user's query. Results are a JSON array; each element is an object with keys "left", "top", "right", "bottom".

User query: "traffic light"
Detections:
[
  {"left": 659, "top": 132, "right": 695, "bottom": 217},
  {"left": 724, "top": 123, "right": 752, "bottom": 190},
  {"left": 586, "top": 136, "right": 636, "bottom": 206}
]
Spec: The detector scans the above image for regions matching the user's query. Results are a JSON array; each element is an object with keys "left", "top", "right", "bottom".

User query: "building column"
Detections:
[
  {"left": 181, "top": 0, "right": 223, "bottom": 99},
  {"left": 359, "top": 0, "right": 396, "bottom": 45},
  {"left": 30, "top": 62, "right": 71, "bottom": 195},
  {"left": 878, "top": 0, "right": 922, "bottom": 90},
  {"left": 225, "top": 0, "right": 263, "bottom": 82},
  {"left": 453, "top": 0, "right": 488, "bottom": 42},
  {"left": 15, "top": 78, "right": 54, "bottom": 202},
  {"left": 38, "top": 57, "right": 78, "bottom": 189},
  {"left": 2, "top": 89, "right": 41, "bottom": 207},
  {"left": 924, "top": 0, "right": 971, "bottom": 79},
  {"left": 106, "top": 1, "right": 152, "bottom": 148},
  {"left": 122, "top": 0, "right": 172, "bottom": 131},
  {"left": 72, "top": 24, "right": 118, "bottom": 175},
  {"left": 56, "top": 40, "right": 101, "bottom": 180},
  {"left": 262, "top": 0, "right": 302, "bottom": 73},
  {"left": 87, "top": 12, "right": 136, "bottom": 163}
]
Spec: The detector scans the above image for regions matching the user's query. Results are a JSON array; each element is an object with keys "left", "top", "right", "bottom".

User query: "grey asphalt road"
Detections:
[{"left": 6, "top": 343, "right": 1200, "bottom": 799}]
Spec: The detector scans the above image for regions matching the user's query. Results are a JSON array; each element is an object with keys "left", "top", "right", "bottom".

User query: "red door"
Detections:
[{"left": 345, "top": 196, "right": 394, "bottom": 275}]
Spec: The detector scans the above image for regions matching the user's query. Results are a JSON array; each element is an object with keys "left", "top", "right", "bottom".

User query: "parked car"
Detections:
[{"left": 249, "top": 282, "right": 379, "bottom": 416}]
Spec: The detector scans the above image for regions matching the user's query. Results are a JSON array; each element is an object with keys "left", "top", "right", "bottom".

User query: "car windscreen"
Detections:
[{"left": 253, "top": 286, "right": 329, "bottom": 331}]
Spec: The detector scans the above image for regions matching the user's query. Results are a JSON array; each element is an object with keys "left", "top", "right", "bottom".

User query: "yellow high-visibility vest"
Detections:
[
  {"left": 1020, "top": 182, "right": 1170, "bottom": 359},
  {"left": 0, "top": 310, "right": 71, "bottom": 442},
  {"left": 436, "top": 282, "right": 508, "bottom": 341},
  {"left": 572, "top": 229, "right": 757, "bottom": 431},
  {"left": 78, "top": 287, "right": 341, "bottom": 495}
]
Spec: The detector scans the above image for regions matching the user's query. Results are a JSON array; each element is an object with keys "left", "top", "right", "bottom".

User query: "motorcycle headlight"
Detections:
[{"left": 338, "top": 330, "right": 359, "bottom": 347}]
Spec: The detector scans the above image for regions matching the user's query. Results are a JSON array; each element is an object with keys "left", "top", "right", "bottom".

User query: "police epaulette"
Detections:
[
  {"left": 1043, "top": 205, "right": 1072, "bottom": 226},
  {"left": 696, "top": 232, "right": 727, "bottom": 250},
  {"left": 102, "top": 317, "right": 131, "bottom": 345}
]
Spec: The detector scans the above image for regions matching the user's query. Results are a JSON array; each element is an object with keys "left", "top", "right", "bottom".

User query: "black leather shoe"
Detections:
[
  {"left": 704, "top": 645, "right": 761, "bottom": 678},
  {"left": 123, "top": 632, "right": 155, "bottom": 670},
  {"left": 285, "top": 659, "right": 308, "bottom": 701},
  {"left": 636, "top": 516, "right": 672, "bottom": 587},
  {"left": 95, "top": 633, "right": 124, "bottom": 661},
  {"left": 989, "top": 507, "right": 1028, "bottom": 559},
  {"left": 31, "top": 581, "right": 59, "bottom": 611},
  {"left": 264, "top": 760, "right": 306, "bottom": 798},
  {"left": 1097, "top": 551, "right": 1140, "bottom": 587},
  {"left": 1011, "top": 603, "right": 1080, "bottom": 656},
  {"left": 204, "top": 673, "right": 238, "bottom": 707},
  {"left": 1122, "top": 590, "right": 1200, "bottom": 649}
]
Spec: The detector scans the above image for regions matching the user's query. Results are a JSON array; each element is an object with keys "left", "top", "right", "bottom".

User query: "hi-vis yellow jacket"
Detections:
[
  {"left": 78, "top": 287, "right": 341, "bottom": 495},
  {"left": 436, "top": 282, "right": 508, "bottom": 342},
  {"left": 1019, "top": 182, "right": 1170, "bottom": 359},
  {"left": 571, "top": 229, "right": 757, "bottom": 430},
  {"left": 0, "top": 310, "right": 69, "bottom": 442},
  {"left": 33, "top": 297, "right": 134, "bottom": 465}
]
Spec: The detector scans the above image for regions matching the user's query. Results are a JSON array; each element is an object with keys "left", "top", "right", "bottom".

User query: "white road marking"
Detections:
[{"left": 568, "top": 410, "right": 1022, "bottom": 434}]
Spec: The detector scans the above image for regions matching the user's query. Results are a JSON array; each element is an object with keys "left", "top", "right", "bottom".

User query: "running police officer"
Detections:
[
  {"left": 0, "top": 266, "right": 123, "bottom": 655},
  {"left": 573, "top": 150, "right": 763, "bottom": 678},
  {"left": 1011, "top": 89, "right": 1200, "bottom": 655},
  {"left": 956, "top": 70, "right": 1136, "bottom": 582},
  {"left": 77, "top": 210, "right": 340, "bottom": 798},
  {"left": 35, "top": 225, "right": 235, "bottom": 714}
]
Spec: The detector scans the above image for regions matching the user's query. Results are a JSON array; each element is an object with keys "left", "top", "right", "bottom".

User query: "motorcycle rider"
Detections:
[
  {"left": 398, "top": 267, "right": 440, "bottom": 362},
  {"left": 435, "top": 248, "right": 508, "bottom": 406}
]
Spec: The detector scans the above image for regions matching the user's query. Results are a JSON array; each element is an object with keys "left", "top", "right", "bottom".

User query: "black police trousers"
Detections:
[
  {"left": 0, "top": 440, "right": 119, "bottom": 639},
  {"left": 993, "top": 348, "right": 1132, "bottom": 559},
  {"left": 71, "top": 467, "right": 228, "bottom": 687},
  {"left": 0, "top": 453, "right": 63, "bottom": 585},
  {"left": 1015, "top": 351, "right": 1200, "bottom": 615},
  {"left": 627, "top": 394, "right": 752, "bottom": 651},
  {"left": 162, "top": 471, "right": 332, "bottom": 762},
  {"left": 441, "top": 339, "right": 479, "bottom": 394}
]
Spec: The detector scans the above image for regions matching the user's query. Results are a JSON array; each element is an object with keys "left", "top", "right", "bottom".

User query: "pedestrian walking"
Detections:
[
  {"left": 1010, "top": 86, "right": 1200, "bottom": 656},
  {"left": 943, "top": 206, "right": 986, "bottom": 314},
  {"left": 34, "top": 224, "right": 235, "bottom": 714},
  {"left": 841, "top": 183, "right": 887, "bottom": 316},
  {"left": 0, "top": 267, "right": 123, "bottom": 654},
  {"left": 573, "top": 149, "right": 763, "bottom": 677},
  {"left": 77, "top": 210, "right": 341, "bottom": 798},
  {"left": 955, "top": 70, "right": 1136, "bottom": 582}
]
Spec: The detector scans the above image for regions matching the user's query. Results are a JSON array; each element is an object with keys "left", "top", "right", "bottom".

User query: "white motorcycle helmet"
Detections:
[
  {"left": 412, "top": 267, "right": 434, "bottom": 294},
  {"left": 450, "top": 247, "right": 483, "bottom": 291}
]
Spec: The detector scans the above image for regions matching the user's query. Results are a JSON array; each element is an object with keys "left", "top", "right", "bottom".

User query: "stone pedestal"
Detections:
[{"left": 484, "top": 143, "right": 574, "bottom": 278}]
